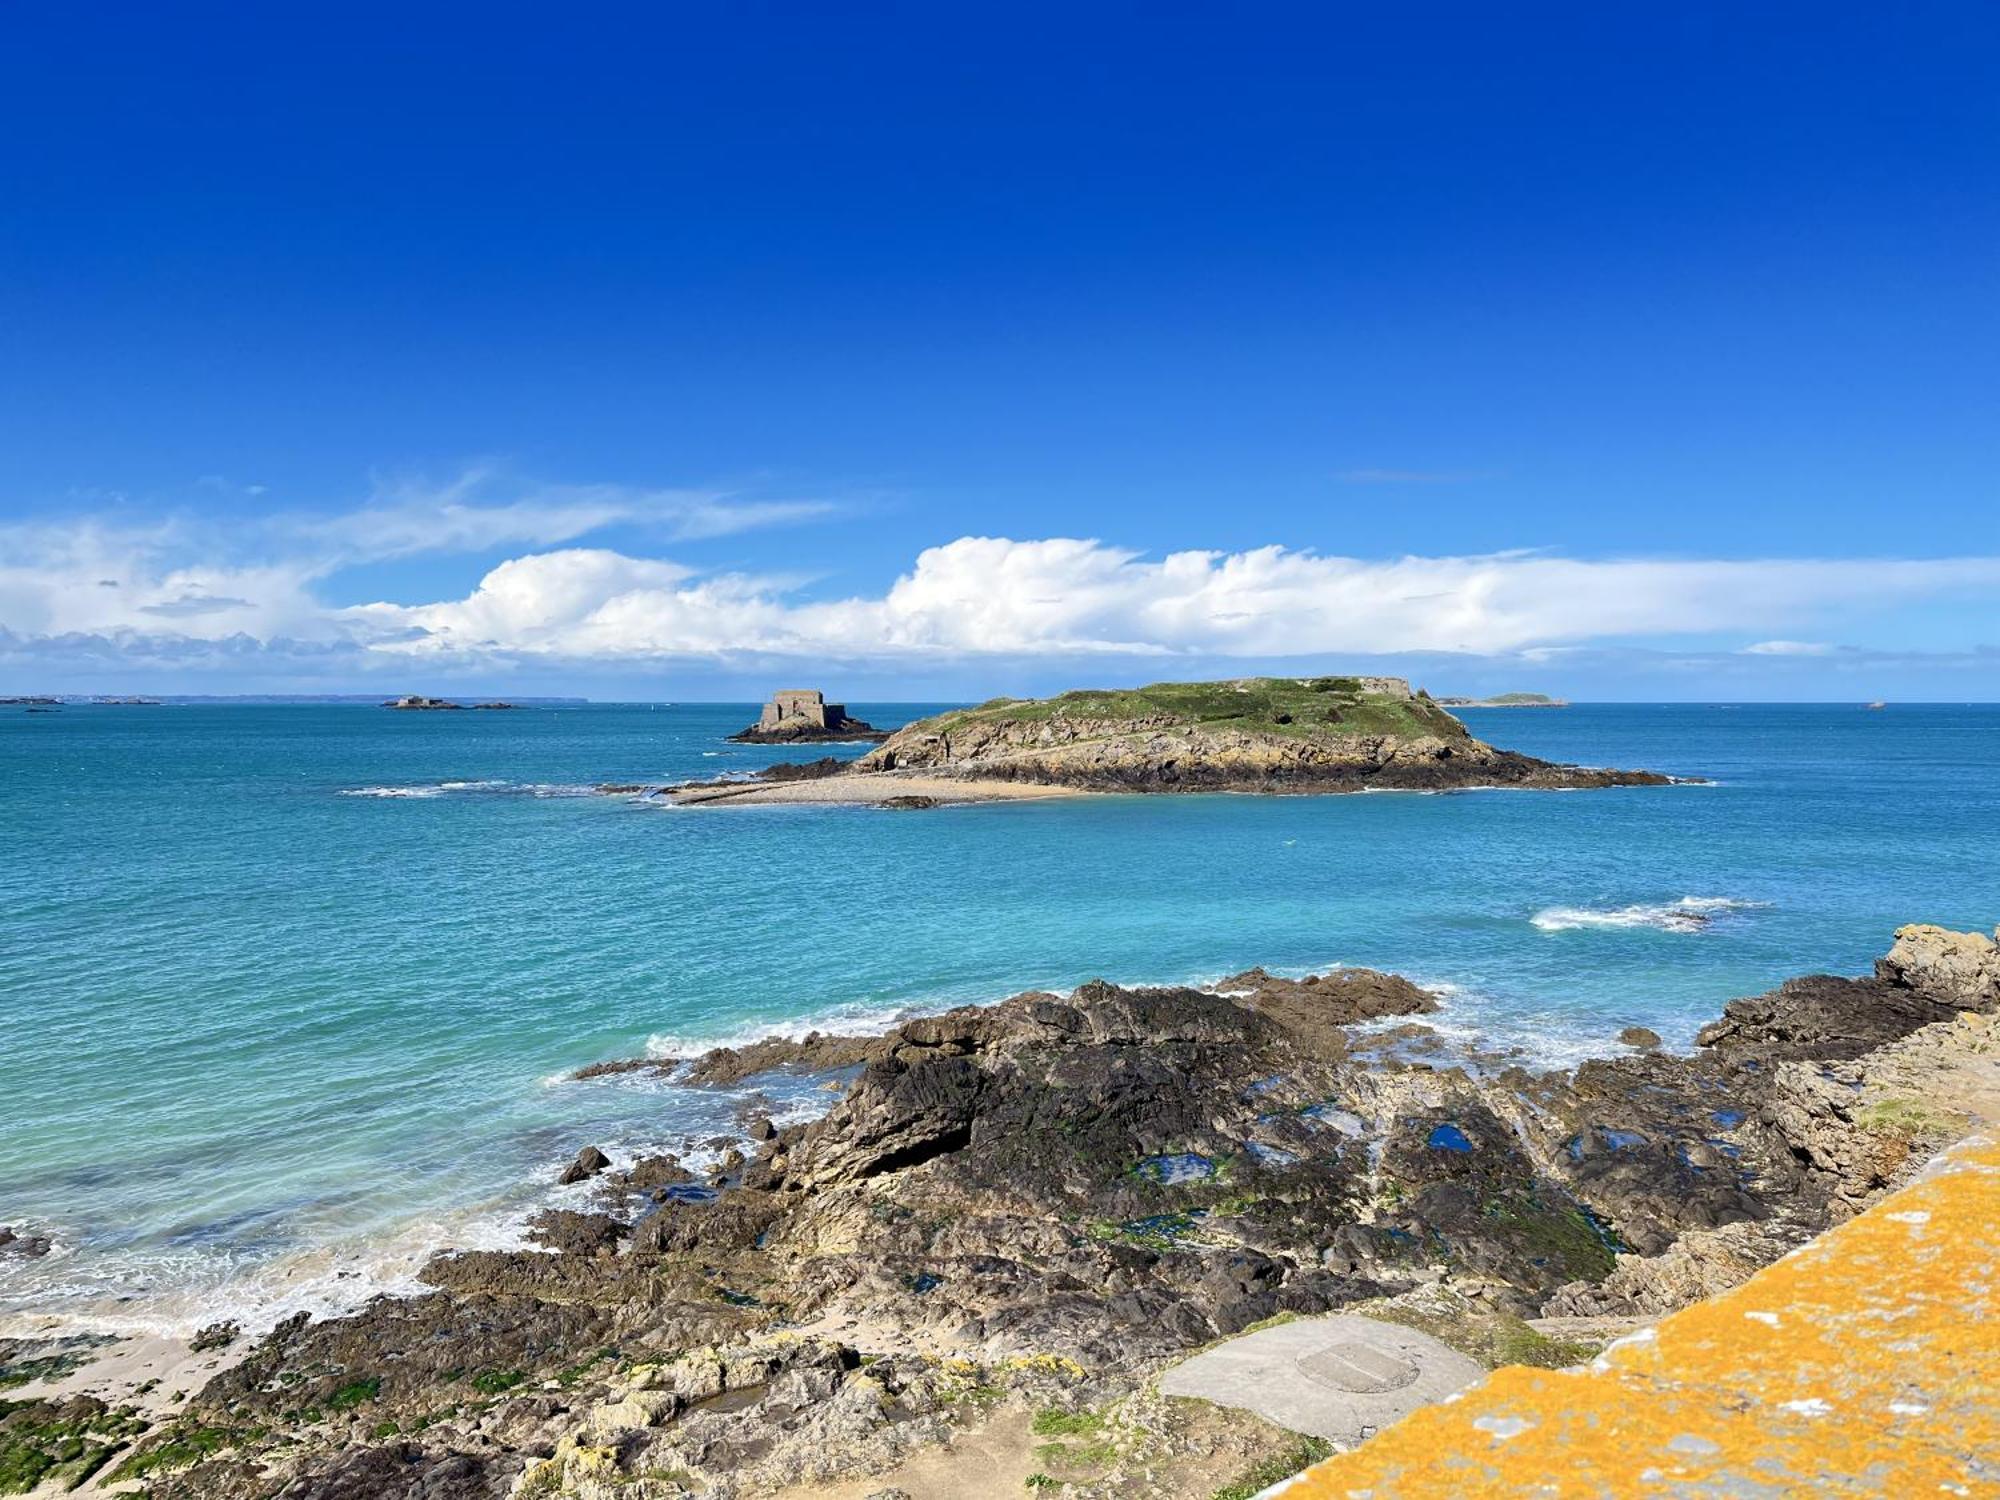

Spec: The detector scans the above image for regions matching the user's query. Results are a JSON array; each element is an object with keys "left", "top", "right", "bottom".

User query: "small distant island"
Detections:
[
  {"left": 382, "top": 696, "right": 521, "bottom": 711},
  {"left": 664, "top": 676, "right": 1678, "bottom": 805},
  {"left": 1434, "top": 692, "right": 1568, "bottom": 708},
  {"left": 726, "top": 689, "right": 889, "bottom": 744}
]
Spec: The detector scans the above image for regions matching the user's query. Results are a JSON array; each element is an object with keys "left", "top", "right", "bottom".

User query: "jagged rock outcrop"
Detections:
[{"left": 1876, "top": 921, "right": 2000, "bottom": 1009}]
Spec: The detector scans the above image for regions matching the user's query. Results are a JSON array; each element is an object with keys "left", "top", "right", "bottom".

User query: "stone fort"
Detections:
[{"left": 758, "top": 689, "right": 845, "bottom": 730}]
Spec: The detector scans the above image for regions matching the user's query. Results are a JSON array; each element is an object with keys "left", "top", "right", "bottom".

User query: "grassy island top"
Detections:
[{"left": 915, "top": 676, "right": 1474, "bottom": 742}]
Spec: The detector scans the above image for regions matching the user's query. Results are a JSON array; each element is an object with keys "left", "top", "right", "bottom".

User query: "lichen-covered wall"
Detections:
[{"left": 1271, "top": 1134, "right": 2000, "bottom": 1498}]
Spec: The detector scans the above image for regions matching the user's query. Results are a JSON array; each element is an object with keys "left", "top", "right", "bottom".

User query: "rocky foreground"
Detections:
[{"left": 6, "top": 926, "right": 1996, "bottom": 1498}]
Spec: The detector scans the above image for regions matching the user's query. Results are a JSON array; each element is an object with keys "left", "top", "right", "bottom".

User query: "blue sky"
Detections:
[{"left": 3, "top": 2, "right": 1996, "bottom": 698}]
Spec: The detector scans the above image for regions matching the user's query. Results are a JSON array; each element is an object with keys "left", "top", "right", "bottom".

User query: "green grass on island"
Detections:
[{"left": 910, "top": 677, "right": 1472, "bottom": 743}]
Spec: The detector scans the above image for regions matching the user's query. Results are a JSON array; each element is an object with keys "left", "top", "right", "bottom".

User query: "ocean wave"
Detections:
[
  {"left": 641, "top": 997, "right": 930, "bottom": 1059},
  {"left": 339, "top": 780, "right": 599, "bottom": 800},
  {"left": 0, "top": 1207, "right": 537, "bottom": 1342},
  {"left": 1530, "top": 896, "right": 1766, "bottom": 934}
]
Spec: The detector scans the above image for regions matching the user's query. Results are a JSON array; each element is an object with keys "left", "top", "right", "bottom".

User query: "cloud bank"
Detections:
[
  {"left": 3, "top": 481, "right": 1997, "bottom": 689},
  {"left": 331, "top": 540, "right": 2000, "bottom": 664}
]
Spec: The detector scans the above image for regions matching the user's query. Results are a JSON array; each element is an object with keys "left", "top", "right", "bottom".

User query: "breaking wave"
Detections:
[
  {"left": 1531, "top": 896, "right": 1767, "bottom": 934},
  {"left": 339, "top": 780, "right": 599, "bottom": 800}
]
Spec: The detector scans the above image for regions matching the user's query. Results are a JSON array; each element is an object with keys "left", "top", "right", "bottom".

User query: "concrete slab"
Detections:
[{"left": 1158, "top": 1313, "right": 1486, "bottom": 1446}]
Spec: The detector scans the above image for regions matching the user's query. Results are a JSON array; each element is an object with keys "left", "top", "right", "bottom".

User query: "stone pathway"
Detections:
[{"left": 1158, "top": 1314, "right": 1486, "bottom": 1446}]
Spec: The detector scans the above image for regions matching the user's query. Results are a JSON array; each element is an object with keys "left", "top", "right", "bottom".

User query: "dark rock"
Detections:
[
  {"left": 266, "top": 1443, "right": 502, "bottom": 1499},
  {"left": 1696, "top": 974, "right": 1959, "bottom": 1061},
  {"left": 747, "top": 1116, "right": 777, "bottom": 1142},
  {"left": 557, "top": 1146, "right": 611, "bottom": 1185},
  {"left": 878, "top": 795, "right": 939, "bottom": 810},
  {"left": 1618, "top": 1026, "right": 1663, "bottom": 1050},
  {"left": 524, "top": 1210, "right": 626, "bottom": 1256},
  {"left": 680, "top": 1031, "right": 891, "bottom": 1087},
  {"left": 190, "top": 1320, "right": 240, "bottom": 1352},
  {"left": 570, "top": 1057, "right": 676, "bottom": 1081},
  {"left": 1220, "top": 966, "right": 1440, "bottom": 1028},
  {"left": 0, "top": 1225, "right": 51, "bottom": 1257},
  {"left": 755, "top": 757, "right": 850, "bottom": 783},
  {"left": 623, "top": 1154, "right": 695, "bottom": 1190}
]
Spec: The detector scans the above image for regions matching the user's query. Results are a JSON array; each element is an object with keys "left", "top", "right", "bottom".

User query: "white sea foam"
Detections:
[
  {"left": 1530, "top": 895, "right": 1767, "bottom": 934},
  {"left": 341, "top": 779, "right": 603, "bottom": 800},
  {"left": 0, "top": 1206, "right": 539, "bottom": 1342},
  {"left": 641, "top": 997, "right": 934, "bottom": 1059}
]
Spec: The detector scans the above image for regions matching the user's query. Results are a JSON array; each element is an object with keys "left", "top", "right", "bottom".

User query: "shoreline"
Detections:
[
  {"left": 0, "top": 949, "right": 1662, "bottom": 1349},
  {"left": 4, "top": 924, "right": 1994, "bottom": 1498},
  {"left": 663, "top": 770, "right": 1092, "bottom": 807},
  {"left": 647, "top": 768, "right": 1700, "bottom": 808}
]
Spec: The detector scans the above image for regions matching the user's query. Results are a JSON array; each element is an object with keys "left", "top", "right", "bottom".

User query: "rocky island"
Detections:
[
  {"left": 727, "top": 689, "right": 890, "bottom": 745},
  {"left": 8, "top": 923, "right": 1994, "bottom": 1499},
  {"left": 669, "top": 676, "right": 1673, "bottom": 805}
]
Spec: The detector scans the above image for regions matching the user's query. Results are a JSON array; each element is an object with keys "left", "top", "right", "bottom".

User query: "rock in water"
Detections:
[
  {"left": 0, "top": 1226, "right": 51, "bottom": 1257},
  {"left": 729, "top": 689, "right": 890, "bottom": 744},
  {"left": 558, "top": 1145, "right": 611, "bottom": 1184}
]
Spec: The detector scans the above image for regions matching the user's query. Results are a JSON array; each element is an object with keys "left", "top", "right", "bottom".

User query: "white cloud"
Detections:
[
  {"left": 1740, "top": 639, "right": 1839, "bottom": 656},
  {"left": 291, "top": 472, "right": 834, "bottom": 561},
  {"left": 0, "top": 471, "right": 837, "bottom": 649},
  {"left": 342, "top": 537, "right": 2000, "bottom": 665},
  {"left": 5, "top": 492, "right": 1999, "bottom": 680}
]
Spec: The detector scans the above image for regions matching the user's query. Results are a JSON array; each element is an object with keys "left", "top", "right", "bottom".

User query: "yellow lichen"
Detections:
[{"left": 1278, "top": 1136, "right": 2000, "bottom": 1498}]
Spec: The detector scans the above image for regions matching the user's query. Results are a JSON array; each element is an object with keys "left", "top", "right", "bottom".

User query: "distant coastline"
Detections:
[{"left": 1434, "top": 692, "right": 1568, "bottom": 708}]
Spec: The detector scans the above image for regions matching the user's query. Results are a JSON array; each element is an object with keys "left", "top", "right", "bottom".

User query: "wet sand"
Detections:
[{"left": 667, "top": 772, "right": 1090, "bottom": 807}]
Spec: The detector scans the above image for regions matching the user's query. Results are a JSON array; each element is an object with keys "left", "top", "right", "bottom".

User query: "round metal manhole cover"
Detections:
[{"left": 1296, "top": 1341, "right": 1421, "bottom": 1394}]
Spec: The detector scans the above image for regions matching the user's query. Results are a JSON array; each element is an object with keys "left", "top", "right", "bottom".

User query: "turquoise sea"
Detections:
[{"left": 3, "top": 700, "right": 1996, "bottom": 1334}]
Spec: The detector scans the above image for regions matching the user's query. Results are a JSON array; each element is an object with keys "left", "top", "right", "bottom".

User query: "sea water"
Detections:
[{"left": 2, "top": 700, "right": 1996, "bottom": 1333}]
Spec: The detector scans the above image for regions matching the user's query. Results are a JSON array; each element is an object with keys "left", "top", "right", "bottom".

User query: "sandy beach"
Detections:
[{"left": 666, "top": 771, "right": 1091, "bottom": 807}]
